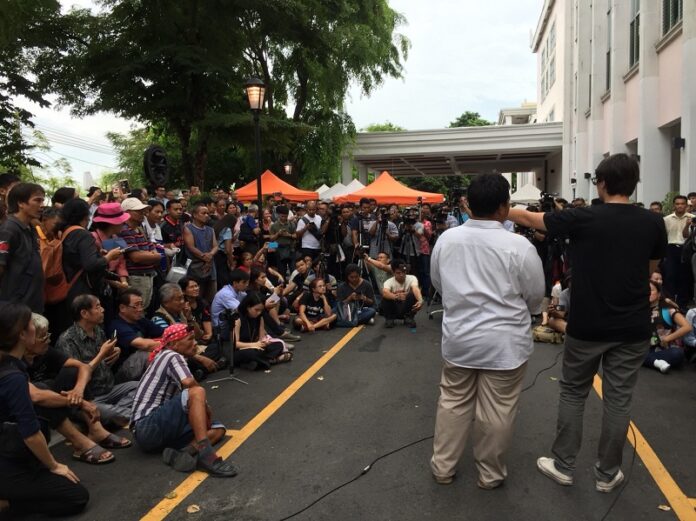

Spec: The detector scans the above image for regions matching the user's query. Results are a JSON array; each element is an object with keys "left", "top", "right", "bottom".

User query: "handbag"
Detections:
[{"left": 336, "top": 301, "right": 359, "bottom": 327}]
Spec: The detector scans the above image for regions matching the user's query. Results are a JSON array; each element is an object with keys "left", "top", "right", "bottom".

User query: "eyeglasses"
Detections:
[
  {"left": 38, "top": 333, "right": 51, "bottom": 343},
  {"left": 127, "top": 303, "right": 144, "bottom": 310}
]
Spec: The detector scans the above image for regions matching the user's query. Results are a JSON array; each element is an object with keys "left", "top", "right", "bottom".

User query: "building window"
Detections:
[
  {"left": 541, "top": 22, "right": 556, "bottom": 101},
  {"left": 629, "top": 0, "right": 640, "bottom": 66},
  {"left": 605, "top": 3, "right": 612, "bottom": 92},
  {"left": 662, "top": 0, "right": 683, "bottom": 35}
]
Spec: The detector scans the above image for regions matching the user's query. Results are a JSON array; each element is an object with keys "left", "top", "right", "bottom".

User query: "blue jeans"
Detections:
[
  {"left": 356, "top": 306, "right": 377, "bottom": 325},
  {"left": 644, "top": 346, "right": 685, "bottom": 369}
]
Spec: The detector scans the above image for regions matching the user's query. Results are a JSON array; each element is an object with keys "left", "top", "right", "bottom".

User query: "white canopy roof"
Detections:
[
  {"left": 344, "top": 179, "right": 365, "bottom": 192},
  {"left": 510, "top": 183, "right": 542, "bottom": 204},
  {"left": 316, "top": 184, "right": 330, "bottom": 195},
  {"left": 319, "top": 182, "right": 347, "bottom": 201}
]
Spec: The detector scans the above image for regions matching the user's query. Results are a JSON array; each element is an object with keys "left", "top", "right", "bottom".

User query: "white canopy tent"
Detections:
[
  {"left": 344, "top": 179, "right": 365, "bottom": 193},
  {"left": 319, "top": 182, "right": 347, "bottom": 201},
  {"left": 316, "top": 184, "right": 330, "bottom": 195},
  {"left": 510, "top": 183, "right": 542, "bottom": 205}
]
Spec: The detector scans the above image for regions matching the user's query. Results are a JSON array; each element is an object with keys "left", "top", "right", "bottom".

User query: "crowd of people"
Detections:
[{"left": 0, "top": 162, "right": 692, "bottom": 515}]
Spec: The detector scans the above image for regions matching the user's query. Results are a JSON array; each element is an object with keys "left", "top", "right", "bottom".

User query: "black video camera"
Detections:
[{"left": 539, "top": 192, "right": 558, "bottom": 212}]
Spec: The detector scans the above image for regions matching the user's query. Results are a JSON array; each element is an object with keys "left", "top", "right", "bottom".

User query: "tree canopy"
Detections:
[
  {"left": 448, "top": 111, "right": 492, "bottom": 128},
  {"left": 23, "top": 0, "right": 409, "bottom": 190}
]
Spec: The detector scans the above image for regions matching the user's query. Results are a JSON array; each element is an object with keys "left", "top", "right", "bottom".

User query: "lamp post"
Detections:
[
  {"left": 244, "top": 77, "right": 266, "bottom": 208},
  {"left": 283, "top": 161, "right": 293, "bottom": 176}
]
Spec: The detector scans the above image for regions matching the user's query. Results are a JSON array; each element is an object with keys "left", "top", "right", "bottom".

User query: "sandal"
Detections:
[
  {"left": 73, "top": 444, "right": 115, "bottom": 465},
  {"left": 271, "top": 352, "right": 293, "bottom": 364},
  {"left": 97, "top": 433, "right": 132, "bottom": 449}
]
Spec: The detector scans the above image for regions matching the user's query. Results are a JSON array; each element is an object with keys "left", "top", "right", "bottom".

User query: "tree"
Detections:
[
  {"left": 41, "top": 0, "right": 409, "bottom": 191},
  {"left": 448, "top": 111, "right": 491, "bottom": 128},
  {"left": 363, "top": 122, "right": 406, "bottom": 132}
]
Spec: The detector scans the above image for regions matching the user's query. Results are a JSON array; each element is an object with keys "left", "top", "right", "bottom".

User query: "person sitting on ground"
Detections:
[
  {"left": 645, "top": 280, "right": 692, "bottom": 374},
  {"left": 178, "top": 277, "right": 213, "bottom": 343},
  {"left": 249, "top": 269, "right": 300, "bottom": 343},
  {"left": 109, "top": 288, "right": 165, "bottom": 383},
  {"left": 283, "top": 257, "right": 310, "bottom": 310},
  {"left": 381, "top": 260, "right": 423, "bottom": 328},
  {"left": 56, "top": 295, "right": 138, "bottom": 427},
  {"left": 0, "top": 303, "right": 90, "bottom": 517},
  {"left": 304, "top": 256, "right": 338, "bottom": 306},
  {"left": 548, "top": 271, "right": 572, "bottom": 334},
  {"left": 24, "top": 313, "right": 130, "bottom": 465},
  {"left": 234, "top": 292, "right": 293, "bottom": 370},
  {"left": 151, "top": 283, "right": 222, "bottom": 377},
  {"left": 130, "top": 324, "right": 238, "bottom": 477},
  {"left": 336, "top": 264, "right": 377, "bottom": 326},
  {"left": 211, "top": 269, "right": 249, "bottom": 339},
  {"left": 363, "top": 251, "right": 392, "bottom": 304},
  {"left": 294, "top": 278, "right": 337, "bottom": 332}
]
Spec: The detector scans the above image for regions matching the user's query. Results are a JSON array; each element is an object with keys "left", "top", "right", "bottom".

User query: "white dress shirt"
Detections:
[
  {"left": 431, "top": 219, "right": 545, "bottom": 370},
  {"left": 296, "top": 214, "right": 323, "bottom": 250}
]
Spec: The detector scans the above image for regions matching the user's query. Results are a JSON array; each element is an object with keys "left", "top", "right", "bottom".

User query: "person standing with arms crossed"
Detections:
[
  {"left": 430, "top": 174, "right": 544, "bottom": 489},
  {"left": 508, "top": 154, "right": 667, "bottom": 492}
]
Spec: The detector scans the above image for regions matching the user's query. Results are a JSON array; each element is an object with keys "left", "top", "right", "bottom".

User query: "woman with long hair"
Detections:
[
  {"left": 178, "top": 277, "right": 213, "bottom": 343},
  {"left": 294, "top": 278, "right": 337, "bottom": 332},
  {"left": 233, "top": 292, "right": 292, "bottom": 370},
  {"left": 0, "top": 303, "right": 89, "bottom": 517},
  {"left": 645, "top": 280, "right": 692, "bottom": 373}
]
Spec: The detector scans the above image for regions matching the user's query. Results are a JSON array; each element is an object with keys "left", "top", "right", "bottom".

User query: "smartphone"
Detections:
[
  {"left": 119, "top": 179, "right": 130, "bottom": 194},
  {"left": 556, "top": 305, "right": 566, "bottom": 312},
  {"left": 112, "top": 329, "right": 118, "bottom": 340},
  {"left": 268, "top": 241, "right": 279, "bottom": 249}
]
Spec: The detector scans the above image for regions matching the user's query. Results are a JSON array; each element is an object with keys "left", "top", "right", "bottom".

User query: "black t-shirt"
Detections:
[
  {"left": 25, "top": 349, "right": 69, "bottom": 383},
  {"left": 301, "top": 293, "right": 326, "bottom": 320},
  {"left": 544, "top": 204, "right": 667, "bottom": 342}
]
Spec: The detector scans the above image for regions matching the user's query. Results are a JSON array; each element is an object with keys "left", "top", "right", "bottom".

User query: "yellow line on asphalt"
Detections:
[
  {"left": 593, "top": 375, "right": 696, "bottom": 520},
  {"left": 140, "top": 326, "right": 364, "bottom": 521},
  {"left": 690, "top": 498, "right": 696, "bottom": 508}
]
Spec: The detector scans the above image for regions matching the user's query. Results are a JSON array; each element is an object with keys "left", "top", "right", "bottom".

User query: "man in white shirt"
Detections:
[
  {"left": 430, "top": 173, "right": 544, "bottom": 490},
  {"left": 381, "top": 260, "right": 423, "bottom": 328},
  {"left": 295, "top": 200, "right": 323, "bottom": 260},
  {"left": 663, "top": 195, "right": 693, "bottom": 308}
]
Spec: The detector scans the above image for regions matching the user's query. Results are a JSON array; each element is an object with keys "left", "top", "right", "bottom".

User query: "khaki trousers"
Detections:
[{"left": 431, "top": 360, "right": 527, "bottom": 485}]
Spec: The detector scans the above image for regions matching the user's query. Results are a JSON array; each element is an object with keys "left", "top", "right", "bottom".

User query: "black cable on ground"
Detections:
[
  {"left": 599, "top": 423, "right": 637, "bottom": 521},
  {"left": 277, "top": 350, "right": 566, "bottom": 521}
]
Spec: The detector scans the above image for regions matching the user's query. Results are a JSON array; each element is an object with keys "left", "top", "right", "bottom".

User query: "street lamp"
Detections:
[
  {"left": 283, "top": 161, "right": 293, "bottom": 176},
  {"left": 244, "top": 77, "right": 266, "bottom": 208}
]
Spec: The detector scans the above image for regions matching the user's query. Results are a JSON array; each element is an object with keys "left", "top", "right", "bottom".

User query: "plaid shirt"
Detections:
[{"left": 56, "top": 323, "right": 114, "bottom": 396}]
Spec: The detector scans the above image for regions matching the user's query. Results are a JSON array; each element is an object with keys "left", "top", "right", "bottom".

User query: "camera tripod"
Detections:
[{"left": 207, "top": 309, "right": 248, "bottom": 385}]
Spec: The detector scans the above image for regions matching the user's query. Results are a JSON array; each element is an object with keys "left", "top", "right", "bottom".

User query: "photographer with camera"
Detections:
[
  {"left": 318, "top": 202, "right": 344, "bottom": 280},
  {"left": 269, "top": 206, "right": 296, "bottom": 278},
  {"left": 295, "top": 200, "right": 323, "bottom": 260},
  {"left": 350, "top": 198, "right": 399, "bottom": 261},
  {"left": 446, "top": 191, "right": 471, "bottom": 228},
  {"left": 397, "top": 208, "right": 420, "bottom": 279}
]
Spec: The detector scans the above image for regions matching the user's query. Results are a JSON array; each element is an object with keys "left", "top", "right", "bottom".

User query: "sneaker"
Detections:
[
  {"left": 477, "top": 478, "right": 504, "bottom": 490},
  {"left": 280, "top": 331, "right": 302, "bottom": 342},
  {"left": 162, "top": 448, "right": 196, "bottom": 473},
  {"left": 653, "top": 359, "right": 671, "bottom": 373},
  {"left": 368, "top": 317, "right": 375, "bottom": 325},
  {"left": 536, "top": 457, "right": 573, "bottom": 486},
  {"left": 197, "top": 456, "right": 238, "bottom": 478},
  {"left": 432, "top": 473, "right": 454, "bottom": 485},
  {"left": 595, "top": 469, "right": 624, "bottom": 493},
  {"left": 385, "top": 319, "right": 395, "bottom": 328}
]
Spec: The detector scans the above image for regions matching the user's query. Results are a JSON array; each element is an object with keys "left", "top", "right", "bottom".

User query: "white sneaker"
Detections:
[
  {"left": 653, "top": 359, "right": 671, "bottom": 373},
  {"left": 537, "top": 457, "right": 573, "bottom": 486},
  {"left": 596, "top": 469, "right": 624, "bottom": 493},
  {"left": 368, "top": 317, "right": 375, "bottom": 325}
]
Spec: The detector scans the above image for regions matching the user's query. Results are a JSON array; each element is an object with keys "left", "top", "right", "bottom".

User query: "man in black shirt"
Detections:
[{"left": 508, "top": 154, "right": 667, "bottom": 493}]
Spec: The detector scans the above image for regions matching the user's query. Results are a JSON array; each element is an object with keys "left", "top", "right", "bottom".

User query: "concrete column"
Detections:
[
  {"left": 341, "top": 156, "right": 353, "bottom": 184},
  {"left": 680, "top": 0, "right": 696, "bottom": 192},
  {"left": 608, "top": 0, "right": 630, "bottom": 155},
  {"left": 357, "top": 164, "right": 368, "bottom": 185},
  {"left": 636, "top": 0, "right": 671, "bottom": 204}
]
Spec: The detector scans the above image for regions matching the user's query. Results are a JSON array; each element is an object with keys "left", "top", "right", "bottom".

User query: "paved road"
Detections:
[{"left": 32, "top": 314, "right": 696, "bottom": 521}]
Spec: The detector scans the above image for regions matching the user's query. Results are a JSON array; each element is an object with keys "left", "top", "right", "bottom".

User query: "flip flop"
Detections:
[
  {"left": 97, "top": 433, "right": 132, "bottom": 449},
  {"left": 73, "top": 444, "right": 115, "bottom": 465}
]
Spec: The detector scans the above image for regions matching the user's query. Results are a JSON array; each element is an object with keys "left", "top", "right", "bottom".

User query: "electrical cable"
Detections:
[{"left": 276, "top": 349, "right": 566, "bottom": 521}]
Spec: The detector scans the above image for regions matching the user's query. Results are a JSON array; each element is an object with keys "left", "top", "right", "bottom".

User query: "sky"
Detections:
[{"left": 19, "top": 0, "right": 544, "bottom": 185}]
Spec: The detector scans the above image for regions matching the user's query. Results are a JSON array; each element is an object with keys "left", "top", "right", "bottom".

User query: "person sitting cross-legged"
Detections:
[
  {"left": 25, "top": 313, "right": 131, "bottom": 465},
  {"left": 130, "top": 324, "right": 238, "bottom": 477},
  {"left": 294, "top": 278, "right": 337, "bottom": 332},
  {"left": 336, "top": 264, "right": 377, "bottom": 326},
  {"left": 56, "top": 295, "right": 138, "bottom": 428},
  {"left": 234, "top": 292, "right": 292, "bottom": 371},
  {"left": 381, "top": 260, "right": 423, "bottom": 328}
]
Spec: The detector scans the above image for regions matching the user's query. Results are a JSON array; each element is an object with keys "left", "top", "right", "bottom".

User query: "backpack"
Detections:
[
  {"left": 532, "top": 325, "right": 564, "bottom": 344},
  {"left": 40, "top": 225, "right": 84, "bottom": 304}
]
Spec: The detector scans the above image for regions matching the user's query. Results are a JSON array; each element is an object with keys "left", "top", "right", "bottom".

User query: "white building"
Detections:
[{"left": 533, "top": 0, "right": 695, "bottom": 203}]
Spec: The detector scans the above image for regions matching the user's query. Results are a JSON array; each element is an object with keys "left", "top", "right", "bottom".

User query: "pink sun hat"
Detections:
[{"left": 92, "top": 202, "right": 131, "bottom": 225}]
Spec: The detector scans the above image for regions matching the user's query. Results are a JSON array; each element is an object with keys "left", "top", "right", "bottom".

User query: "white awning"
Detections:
[{"left": 510, "top": 183, "right": 542, "bottom": 204}]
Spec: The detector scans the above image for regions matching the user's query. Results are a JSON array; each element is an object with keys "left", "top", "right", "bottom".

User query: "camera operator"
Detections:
[
  {"left": 414, "top": 206, "right": 433, "bottom": 297},
  {"left": 350, "top": 198, "right": 398, "bottom": 260},
  {"left": 295, "top": 200, "right": 323, "bottom": 260},
  {"left": 398, "top": 207, "right": 420, "bottom": 278},
  {"left": 446, "top": 192, "right": 471, "bottom": 228},
  {"left": 318, "top": 202, "right": 343, "bottom": 280}
]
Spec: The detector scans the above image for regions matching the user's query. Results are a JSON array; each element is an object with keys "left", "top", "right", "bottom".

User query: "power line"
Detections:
[
  {"left": 33, "top": 122, "right": 116, "bottom": 149},
  {"left": 39, "top": 148, "right": 117, "bottom": 170}
]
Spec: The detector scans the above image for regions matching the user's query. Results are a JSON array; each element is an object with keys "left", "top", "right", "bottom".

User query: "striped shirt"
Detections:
[
  {"left": 119, "top": 224, "right": 158, "bottom": 274},
  {"left": 130, "top": 349, "right": 192, "bottom": 424}
]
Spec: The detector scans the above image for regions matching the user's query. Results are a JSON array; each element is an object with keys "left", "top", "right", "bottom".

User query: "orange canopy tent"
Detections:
[
  {"left": 234, "top": 170, "right": 318, "bottom": 202},
  {"left": 333, "top": 171, "right": 445, "bottom": 205}
]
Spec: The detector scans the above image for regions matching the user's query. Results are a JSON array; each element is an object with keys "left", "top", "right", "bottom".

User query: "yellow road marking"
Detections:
[
  {"left": 140, "top": 326, "right": 364, "bottom": 521},
  {"left": 593, "top": 375, "right": 696, "bottom": 520},
  {"left": 689, "top": 498, "right": 696, "bottom": 508}
]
